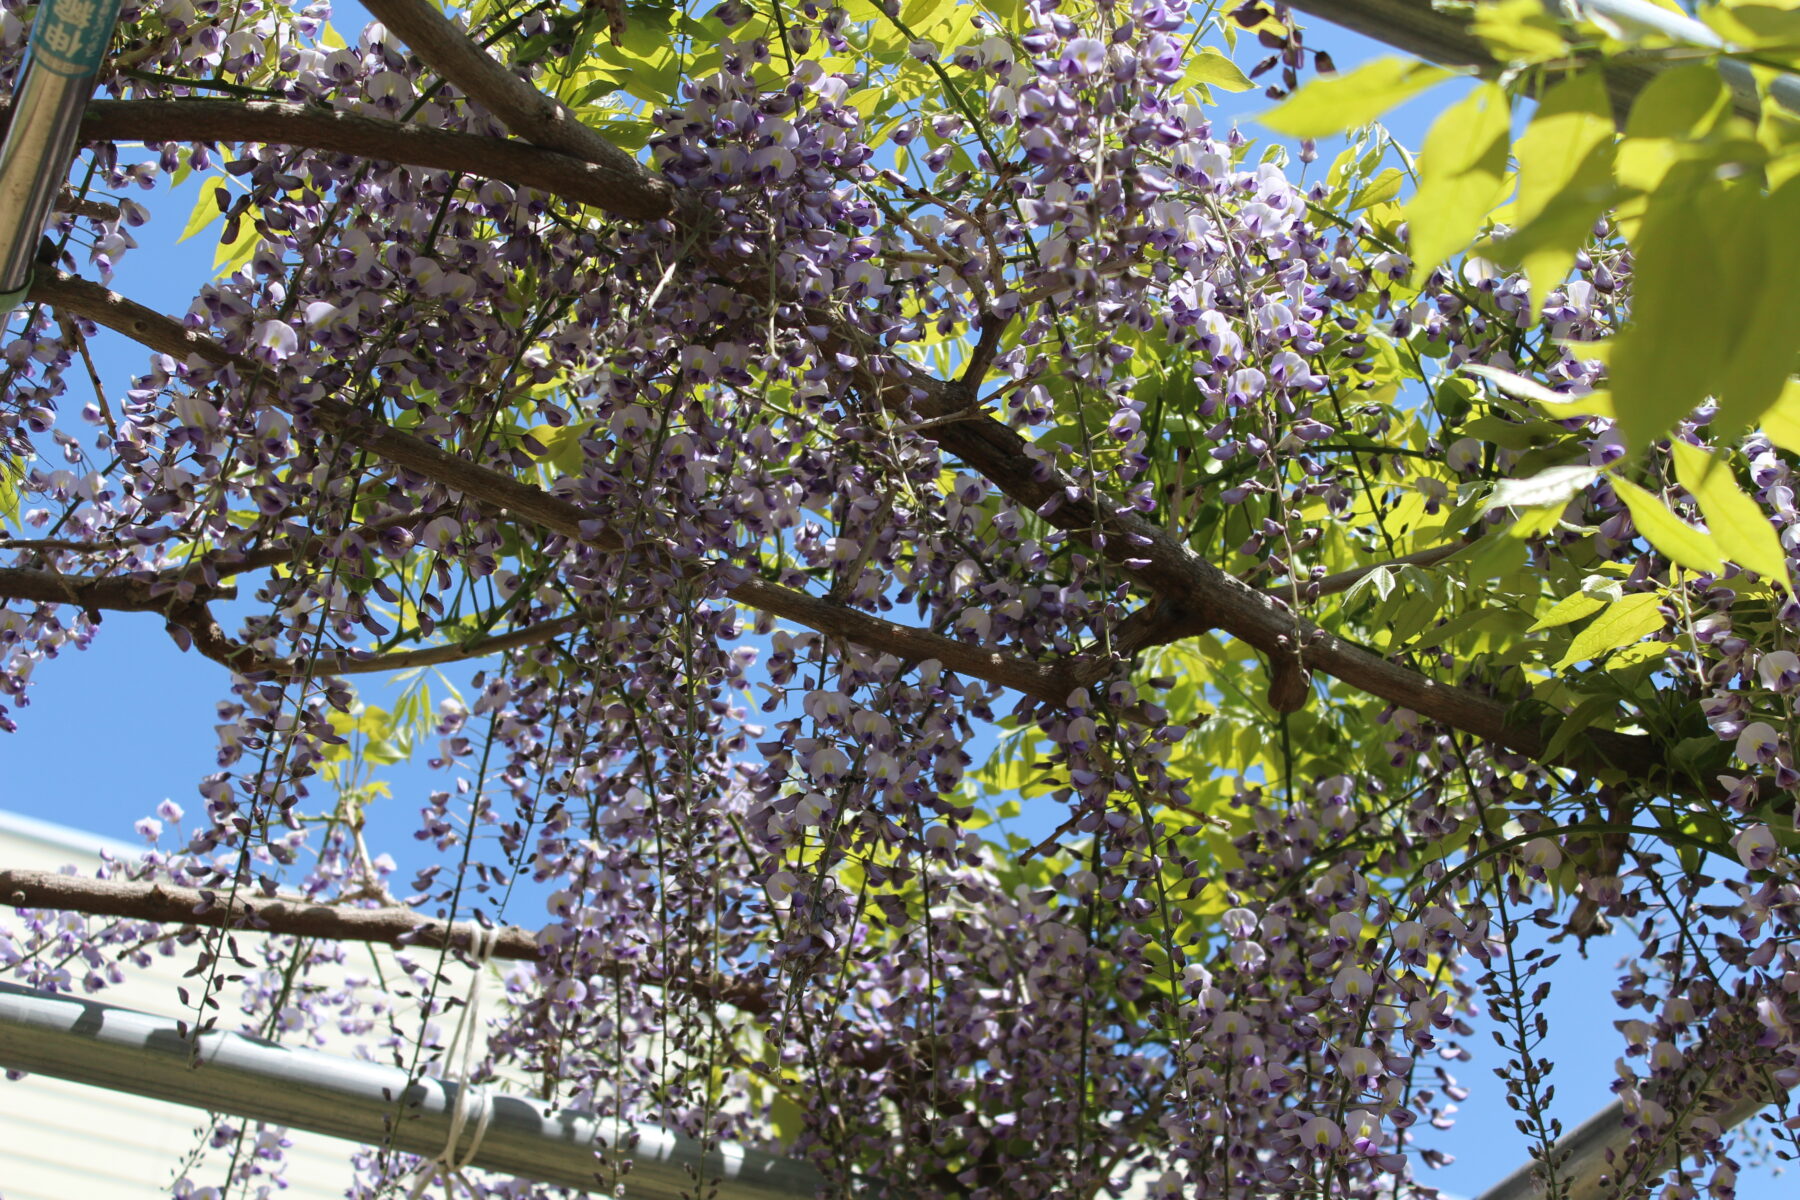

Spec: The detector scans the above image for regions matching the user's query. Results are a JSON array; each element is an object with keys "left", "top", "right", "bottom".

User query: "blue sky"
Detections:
[{"left": 1, "top": 6, "right": 1787, "bottom": 1197}]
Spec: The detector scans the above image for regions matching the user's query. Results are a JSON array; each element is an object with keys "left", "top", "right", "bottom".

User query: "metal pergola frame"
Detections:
[
  {"left": 0, "top": 982, "right": 826, "bottom": 1199},
  {"left": 1285, "top": 0, "right": 1800, "bottom": 118},
  {"left": 1, "top": 0, "right": 1796, "bottom": 1196},
  {"left": 0, "top": 977, "right": 1782, "bottom": 1199}
]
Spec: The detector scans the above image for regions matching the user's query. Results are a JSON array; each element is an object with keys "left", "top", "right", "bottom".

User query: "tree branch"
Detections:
[
  {"left": 97, "top": 0, "right": 1670, "bottom": 783},
  {"left": 0, "top": 566, "right": 232, "bottom": 614},
  {"left": 28, "top": 273, "right": 1076, "bottom": 703},
  {"left": 904, "top": 383, "right": 1668, "bottom": 780},
  {"left": 169, "top": 606, "right": 580, "bottom": 679},
  {"left": 0, "top": 868, "right": 773, "bottom": 1013},
  {"left": 359, "top": 0, "right": 650, "bottom": 181},
  {"left": 49, "top": 98, "right": 673, "bottom": 221},
  {"left": 31, "top": 267, "right": 1673, "bottom": 773}
]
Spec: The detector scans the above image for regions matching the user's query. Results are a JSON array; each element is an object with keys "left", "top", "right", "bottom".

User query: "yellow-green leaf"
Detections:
[
  {"left": 1471, "top": 0, "right": 1573, "bottom": 60},
  {"left": 1616, "top": 65, "right": 1733, "bottom": 198},
  {"left": 1610, "top": 476, "right": 1725, "bottom": 573},
  {"left": 1509, "top": 69, "right": 1617, "bottom": 313},
  {"left": 1554, "top": 592, "right": 1667, "bottom": 670},
  {"left": 1405, "top": 82, "right": 1511, "bottom": 284},
  {"left": 1606, "top": 169, "right": 1729, "bottom": 446},
  {"left": 1706, "top": 176, "right": 1800, "bottom": 439},
  {"left": 214, "top": 213, "right": 261, "bottom": 277},
  {"left": 1183, "top": 46, "right": 1252, "bottom": 93},
  {"left": 1670, "top": 441, "right": 1791, "bottom": 584},
  {"left": 179, "top": 177, "right": 230, "bottom": 244},
  {"left": 1529, "top": 590, "right": 1607, "bottom": 632},
  {"left": 1760, "top": 377, "right": 1800, "bottom": 455},
  {"left": 1259, "top": 58, "right": 1454, "bottom": 139},
  {"left": 1349, "top": 167, "right": 1405, "bottom": 211},
  {"left": 0, "top": 459, "right": 20, "bottom": 524}
]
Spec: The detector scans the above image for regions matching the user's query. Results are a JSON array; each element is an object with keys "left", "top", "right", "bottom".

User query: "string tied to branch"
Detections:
[{"left": 408, "top": 922, "right": 499, "bottom": 1199}]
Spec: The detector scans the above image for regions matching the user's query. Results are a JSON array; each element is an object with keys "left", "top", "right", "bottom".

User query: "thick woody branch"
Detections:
[
  {"left": 0, "top": 868, "right": 773, "bottom": 1014},
  {"left": 0, "top": 867, "right": 538, "bottom": 957},
  {"left": 31, "top": 268, "right": 1669, "bottom": 770},
  {"left": 0, "top": 566, "right": 231, "bottom": 613},
  {"left": 360, "top": 0, "right": 651, "bottom": 181},
  {"left": 28, "top": 273, "right": 1074, "bottom": 703},
  {"left": 907, "top": 385, "right": 1666, "bottom": 780},
  {"left": 50, "top": 99, "right": 672, "bottom": 222}
]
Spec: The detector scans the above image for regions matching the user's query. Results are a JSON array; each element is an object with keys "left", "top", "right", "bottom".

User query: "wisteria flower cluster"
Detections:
[{"left": 5, "top": 0, "right": 1800, "bottom": 1197}]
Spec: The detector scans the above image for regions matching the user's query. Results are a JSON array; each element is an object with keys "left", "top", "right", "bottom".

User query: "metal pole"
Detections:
[
  {"left": 1282, "top": 0, "right": 1800, "bottom": 119},
  {"left": 0, "top": 982, "right": 826, "bottom": 1200},
  {"left": 0, "top": 0, "right": 125, "bottom": 311}
]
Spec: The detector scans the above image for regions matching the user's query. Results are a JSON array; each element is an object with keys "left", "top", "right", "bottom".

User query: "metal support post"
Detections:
[{"left": 0, "top": 0, "right": 125, "bottom": 311}]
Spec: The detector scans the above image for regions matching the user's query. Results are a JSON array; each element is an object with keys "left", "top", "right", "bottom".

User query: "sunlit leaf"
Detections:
[
  {"left": 1258, "top": 58, "right": 1454, "bottom": 139},
  {"left": 1471, "top": 0, "right": 1574, "bottom": 59},
  {"left": 1609, "top": 475, "right": 1725, "bottom": 573},
  {"left": 1529, "top": 589, "right": 1609, "bottom": 633},
  {"left": 179, "top": 177, "right": 231, "bottom": 245},
  {"left": 1554, "top": 592, "right": 1667, "bottom": 669},
  {"left": 1670, "top": 441, "right": 1791, "bottom": 585},
  {"left": 1405, "top": 82, "right": 1511, "bottom": 283},
  {"left": 1348, "top": 168, "right": 1405, "bottom": 211},
  {"left": 1507, "top": 70, "right": 1618, "bottom": 312},
  {"left": 1486, "top": 463, "right": 1598, "bottom": 512},
  {"left": 1759, "top": 377, "right": 1800, "bottom": 455},
  {"left": 1182, "top": 46, "right": 1253, "bottom": 93}
]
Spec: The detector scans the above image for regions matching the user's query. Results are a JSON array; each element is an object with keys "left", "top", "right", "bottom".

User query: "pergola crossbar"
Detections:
[{"left": 0, "top": 982, "right": 826, "bottom": 1200}]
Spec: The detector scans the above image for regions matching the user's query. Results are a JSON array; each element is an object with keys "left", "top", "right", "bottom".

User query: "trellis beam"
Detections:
[
  {"left": 1282, "top": 0, "right": 1800, "bottom": 118},
  {"left": 0, "top": 982, "right": 826, "bottom": 1200}
]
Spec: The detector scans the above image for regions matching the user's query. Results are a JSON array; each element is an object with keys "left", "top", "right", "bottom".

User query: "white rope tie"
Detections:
[{"left": 408, "top": 922, "right": 499, "bottom": 1199}]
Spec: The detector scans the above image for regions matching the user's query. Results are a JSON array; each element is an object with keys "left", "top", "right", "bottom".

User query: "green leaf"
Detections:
[
  {"left": 0, "top": 458, "right": 20, "bottom": 524},
  {"left": 1616, "top": 65, "right": 1734, "bottom": 199},
  {"left": 1554, "top": 592, "right": 1667, "bottom": 670},
  {"left": 1609, "top": 475, "right": 1724, "bottom": 574},
  {"left": 214, "top": 214, "right": 261, "bottom": 277},
  {"left": 1759, "top": 377, "right": 1800, "bottom": 455},
  {"left": 1529, "top": 590, "right": 1607, "bottom": 633},
  {"left": 1405, "top": 82, "right": 1511, "bottom": 283},
  {"left": 1258, "top": 58, "right": 1454, "bottom": 139},
  {"left": 1507, "top": 69, "right": 1617, "bottom": 313},
  {"left": 1471, "top": 0, "right": 1574, "bottom": 60},
  {"left": 1706, "top": 176, "right": 1800, "bottom": 439},
  {"left": 1348, "top": 167, "right": 1405, "bottom": 211},
  {"left": 179, "top": 177, "right": 230, "bottom": 244},
  {"left": 1514, "top": 70, "right": 1615, "bottom": 228},
  {"left": 1463, "top": 364, "right": 1569, "bottom": 408},
  {"left": 1607, "top": 169, "right": 1727, "bottom": 446},
  {"left": 1486, "top": 463, "right": 1598, "bottom": 512},
  {"left": 1543, "top": 693, "right": 1621, "bottom": 763},
  {"left": 1182, "top": 46, "right": 1252, "bottom": 93},
  {"left": 1669, "top": 441, "right": 1791, "bottom": 585},
  {"left": 770, "top": 1091, "right": 804, "bottom": 1143}
]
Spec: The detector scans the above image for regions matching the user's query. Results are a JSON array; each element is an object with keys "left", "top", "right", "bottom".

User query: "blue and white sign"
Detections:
[{"left": 27, "top": 0, "right": 125, "bottom": 78}]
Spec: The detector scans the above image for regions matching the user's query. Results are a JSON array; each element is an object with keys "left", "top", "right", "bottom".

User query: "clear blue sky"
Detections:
[{"left": 1, "top": 7, "right": 1785, "bottom": 1197}]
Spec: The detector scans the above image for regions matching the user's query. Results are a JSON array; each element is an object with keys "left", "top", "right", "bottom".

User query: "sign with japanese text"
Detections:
[{"left": 26, "top": 0, "right": 124, "bottom": 78}]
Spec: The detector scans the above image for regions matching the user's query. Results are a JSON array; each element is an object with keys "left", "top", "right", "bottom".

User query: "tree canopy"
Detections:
[{"left": 4, "top": 0, "right": 1800, "bottom": 1196}]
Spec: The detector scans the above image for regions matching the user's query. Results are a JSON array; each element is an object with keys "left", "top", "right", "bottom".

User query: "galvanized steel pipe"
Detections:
[
  {"left": 0, "top": 982, "right": 826, "bottom": 1199},
  {"left": 1283, "top": 0, "right": 1800, "bottom": 118}
]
